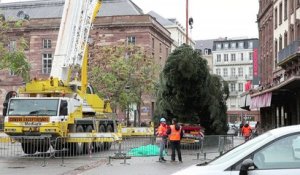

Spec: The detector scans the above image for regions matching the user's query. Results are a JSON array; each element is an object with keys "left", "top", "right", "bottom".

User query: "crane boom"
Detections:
[{"left": 50, "top": 0, "right": 101, "bottom": 86}]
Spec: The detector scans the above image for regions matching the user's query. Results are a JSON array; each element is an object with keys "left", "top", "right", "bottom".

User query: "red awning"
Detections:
[{"left": 250, "top": 92, "right": 272, "bottom": 109}]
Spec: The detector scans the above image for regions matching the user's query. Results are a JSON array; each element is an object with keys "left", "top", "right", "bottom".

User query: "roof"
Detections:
[
  {"left": 0, "top": 0, "right": 143, "bottom": 20},
  {"left": 148, "top": 11, "right": 174, "bottom": 26},
  {"left": 195, "top": 39, "right": 214, "bottom": 51}
]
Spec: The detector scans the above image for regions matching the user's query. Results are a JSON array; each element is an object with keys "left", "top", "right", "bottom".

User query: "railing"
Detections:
[
  {"left": 0, "top": 134, "right": 242, "bottom": 166},
  {"left": 278, "top": 40, "right": 300, "bottom": 64},
  {"left": 223, "top": 75, "right": 238, "bottom": 81}
]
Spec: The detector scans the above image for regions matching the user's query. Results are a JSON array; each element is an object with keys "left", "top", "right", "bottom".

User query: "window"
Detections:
[
  {"left": 238, "top": 42, "right": 244, "bottom": 49},
  {"left": 223, "top": 68, "right": 228, "bottom": 77},
  {"left": 230, "top": 83, "right": 236, "bottom": 92},
  {"left": 9, "top": 40, "right": 17, "bottom": 52},
  {"left": 253, "top": 134, "right": 300, "bottom": 170},
  {"left": 249, "top": 66, "right": 253, "bottom": 76},
  {"left": 279, "top": 35, "right": 283, "bottom": 50},
  {"left": 275, "top": 40, "right": 278, "bottom": 59},
  {"left": 238, "top": 83, "right": 243, "bottom": 92},
  {"left": 127, "top": 36, "right": 136, "bottom": 45},
  {"left": 231, "top": 68, "right": 236, "bottom": 76},
  {"left": 224, "top": 43, "right": 229, "bottom": 49},
  {"left": 159, "top": 43, "right": 162, "bottom": 53},
  {"left": 284, "top": 0, "right": 288, "bottom": 20},
  {"left": 240, "top": 53, "right": 244, "bottom": 61},
  {"left": 279, "top": 3, "right": 283, "bottom": 25},
  {"left": 9, "top": 70, "right": 16, "bottom": 76},
  {"left": 42, "top": 53, "right": 52, "bottom": 74},
  {"left": 216, "top": 44, "right": 221, "bottom": 49},
  {"left": 43, "top": 39, "right": 51, "bottom": 49},
  {"left": 166, "top": 47, "right": 169, "bottom": 58},
  {"left": 275, "top": 8, "right": 278, "bottom": 28},
  {"left": 249, "top": 52, "right": 253, "bottom": 61},
  {"left": 231, "top": 53, "right": 236, "bottom": 61},
  {"left": 248, "top": 41, "right": 253, "bottom": 49},
  {"left": 216, "top": 68, "right": 221, "bottom": 75},
  {"left": 204, "top": 49, "right": 208, "bottom": 55},
  {"left": 238, "top": 67, "right": 243, "bottom": 77},
  {"left": 217, "top": 54, "right": 221, "bottom": 62},
  {"left": 230, "top": 98, "right": 236, "bottom": 107},
  {"left": 284, "top": 32, "right": 288, "bottom": 48},
  {"left": 231, "top": 42, "right": 236, "bottom": 49},
  {"left": 291, "top": 0, "right": 295, "bottom": 13},
  {"left": 224, "top": 54, "right": 229, "bottom": 62},
  {"left": 152, "top": 38, "right": 155, "bottom": 49}
]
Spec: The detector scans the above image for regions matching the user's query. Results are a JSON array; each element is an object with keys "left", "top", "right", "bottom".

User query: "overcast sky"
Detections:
[
  {"left": 132, "top": 0, "right": 259, "bottom": 40},
  {"left": 1, "top": 0, "right": 259, "bottom": 40}
]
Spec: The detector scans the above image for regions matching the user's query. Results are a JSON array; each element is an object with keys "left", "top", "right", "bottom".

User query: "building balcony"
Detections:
[
  {"left": 229, "top": 91, "right": 238, "bottom": 96},
  {"left": 223, "top": 75, "right": 238, "bottom": 81},
  {"left": 278, "top": 40, "right": 300, "bottom": 67},
  {"left": 245, "top": 74, "right": 253, "bottom": 80}
]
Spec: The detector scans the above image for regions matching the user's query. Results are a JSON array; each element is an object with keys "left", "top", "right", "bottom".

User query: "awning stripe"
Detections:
[{"left": 250, "top": 92, "right": 272, "bottom": 109}]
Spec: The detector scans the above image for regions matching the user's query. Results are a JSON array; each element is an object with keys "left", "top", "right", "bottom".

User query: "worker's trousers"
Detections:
[{"left": 170, "top": 140, "right": 182, "bottom": 161}]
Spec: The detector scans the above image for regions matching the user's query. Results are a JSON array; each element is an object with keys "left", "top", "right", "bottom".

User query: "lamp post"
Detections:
[{"left": 186, "top": 0, "right": 189, "bottom": 45}]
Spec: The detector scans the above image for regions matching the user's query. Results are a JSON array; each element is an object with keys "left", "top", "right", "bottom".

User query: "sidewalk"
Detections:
[
  {"left": 78, "top": 136, "right": 245, "bottom": 175},
  {"left": 79, "top": 155, "right": 204, "bottom": 175}
]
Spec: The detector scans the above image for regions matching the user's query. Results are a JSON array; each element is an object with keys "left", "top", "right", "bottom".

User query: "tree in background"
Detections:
[
  {"left": 0, "top": 17, "right": 30, "bottom": 82},
  {"left": 156, "top": 44, "right": 229, "bottom": 134},
  {"left": 89, "top": 44, "right": 158, "bottom": 125}
]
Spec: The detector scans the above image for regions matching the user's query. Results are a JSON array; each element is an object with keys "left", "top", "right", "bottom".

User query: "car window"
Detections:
[
  {"left": 210, "top": 132, "right": 272, "bottom": 165},
  {"left": 253, "top": 133, "right": 300, "bottom": 169}
]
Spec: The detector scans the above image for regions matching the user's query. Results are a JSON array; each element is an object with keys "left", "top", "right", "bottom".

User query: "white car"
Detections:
[{"left": 172, "top": 125, "right": 300, "bottom": 175}]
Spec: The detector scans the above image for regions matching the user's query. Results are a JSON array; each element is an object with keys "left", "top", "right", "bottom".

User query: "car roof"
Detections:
[{"left": 268, "top": 124, "right": 300, "bottom": 137}]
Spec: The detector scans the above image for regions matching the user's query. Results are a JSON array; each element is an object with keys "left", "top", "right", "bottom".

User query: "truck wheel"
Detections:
[
  {"left": 104, "top": 125, "right": 113, "bottom": 150},
  {"left": 95, "top": 124, "right": 105, "bottom": 151},
  {"left": 68, "top": 125, "right": 84, "bottom": 155},
  {"left": 84, "top": 125, "right": 94, "bottom": 154},
  {"left": 21, "top": 142, "right": 37, "bottom": 154},
  {"left": 37, "top": 141, "right": 50, "bottom": 152}
]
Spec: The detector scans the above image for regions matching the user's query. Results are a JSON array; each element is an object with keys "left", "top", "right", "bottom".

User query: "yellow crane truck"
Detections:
[{"left": 2, "top": 0, "right": 121, "bottom": 154}]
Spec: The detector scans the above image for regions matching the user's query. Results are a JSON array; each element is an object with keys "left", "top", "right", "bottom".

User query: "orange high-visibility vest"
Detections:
[
  {"left": 157, "top": 124, "right": 167, "bottom": 137},
  {"left": 242, "top": 126, "right": 252, "bottom": 137},
  {"left": 169, "top": 125, "right": 181, "bottom": 141}
]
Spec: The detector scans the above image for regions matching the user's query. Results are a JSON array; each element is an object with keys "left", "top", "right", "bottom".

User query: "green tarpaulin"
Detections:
[{"left": 127, "top": 144, "right": 167, "bottom": 157}]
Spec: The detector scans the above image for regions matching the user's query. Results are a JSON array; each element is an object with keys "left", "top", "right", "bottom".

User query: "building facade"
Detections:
[
  {"left": 253, "top": 0, "right": 300, "bottom": 131},
  {"left": 0, "top": 0, "right": 172, "bottom": 124},
  {"left": 212, "top": 38, "right": 260, "bottom": 123},
  {"left": 195, "top": 39, "right": 214, "bottom": 73}
]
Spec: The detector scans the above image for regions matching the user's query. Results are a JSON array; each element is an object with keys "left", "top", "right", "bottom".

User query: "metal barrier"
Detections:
[
  {"left": 195, "top": 135, "right": 235, "bottom": 160},
  {"left": 0, "top": 133, "right": 239, "bottom": 166}
]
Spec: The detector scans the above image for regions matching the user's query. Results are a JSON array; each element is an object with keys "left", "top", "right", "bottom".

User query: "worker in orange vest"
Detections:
[
  {"left": 242, "top": 123, "right": 252, "bottom": 142},
  {"left": 156, "top": 117, "right": 168, "bottom": 162},
  {"left": 167, "top": 118, "right": 183, "bottom": 162}
]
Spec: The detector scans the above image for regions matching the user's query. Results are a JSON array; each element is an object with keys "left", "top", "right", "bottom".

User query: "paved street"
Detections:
[{"left": 0, "top": 136, "right": 244, "bottom": 175}]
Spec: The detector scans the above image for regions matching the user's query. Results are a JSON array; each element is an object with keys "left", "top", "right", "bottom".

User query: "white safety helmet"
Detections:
[{"left": 160, "top": 118, "right": 166, "bottom": 122}]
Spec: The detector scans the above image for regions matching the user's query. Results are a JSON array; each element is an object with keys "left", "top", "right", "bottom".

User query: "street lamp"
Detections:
[
  {"left": 186, "top": 0, "right": 189, "bottom": 44},
  {"left": 186, "top": 0, "right": 193, "bottom": 45}
]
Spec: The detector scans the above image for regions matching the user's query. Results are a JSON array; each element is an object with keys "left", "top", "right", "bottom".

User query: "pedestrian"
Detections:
[
  {"left": 241, "top": 123, "right": 252, "bottom": 142},
  {"left": 239, "top": 122, "right": 244, "bottom": 137},
  {"left": 156, "top": 117, "right": 168, "bottom": 162},
  {"left": 167, "top": 118, "right": 183, "bottom": 163}
]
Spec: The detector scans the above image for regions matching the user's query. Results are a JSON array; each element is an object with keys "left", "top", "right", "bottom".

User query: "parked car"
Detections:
[{"left": 172, "top": 125, "right": 300, "bottom": 175}]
